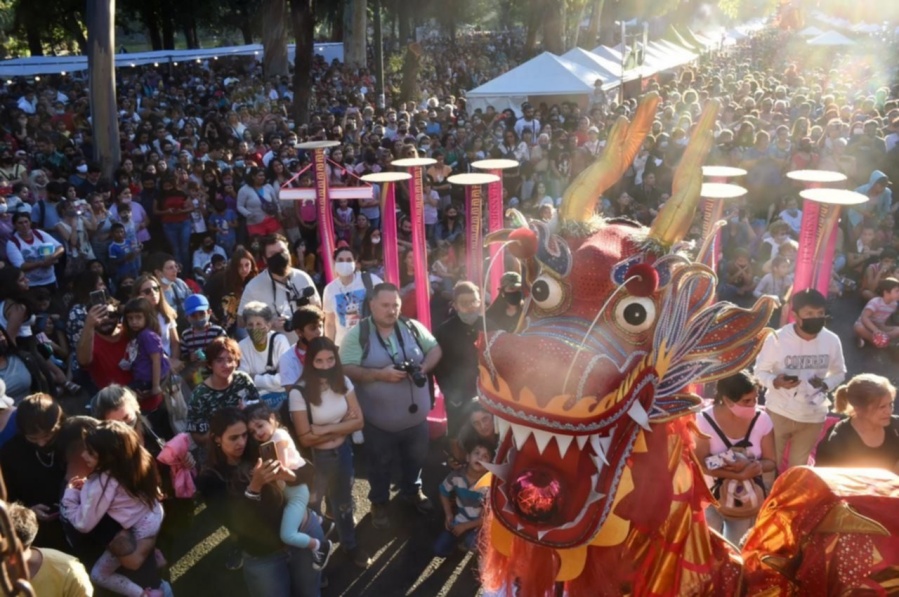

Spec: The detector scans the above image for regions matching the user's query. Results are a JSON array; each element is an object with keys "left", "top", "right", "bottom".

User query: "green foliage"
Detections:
[{"left": 718, "top": 0, "right": 775, "bottom": 21}]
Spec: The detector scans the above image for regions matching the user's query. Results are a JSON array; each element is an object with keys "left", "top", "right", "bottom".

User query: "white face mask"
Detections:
[
  {"left": 76, "top": 164, "right": 88, "bottom": 173},
  {"left": 371, "top": 236, "right": 381, "bottom": 245},
  {"left": 334, "top": 261, "right": 355, "bottom": 277}
]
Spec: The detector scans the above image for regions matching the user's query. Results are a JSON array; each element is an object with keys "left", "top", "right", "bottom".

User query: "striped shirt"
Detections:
[
  {"left": 180, "top": 324, "right": 227, "bottom": 356},
  {"left": 440, "top": 468, "right": 487, "bottom": 525}
]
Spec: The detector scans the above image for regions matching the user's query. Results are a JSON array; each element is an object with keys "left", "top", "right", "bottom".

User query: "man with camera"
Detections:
[
  {"left": 340, "top": 283, "right": 442, "bottom": 530},
  {"left": 238, "top": 233, "right": 320, "bottom": 344}
]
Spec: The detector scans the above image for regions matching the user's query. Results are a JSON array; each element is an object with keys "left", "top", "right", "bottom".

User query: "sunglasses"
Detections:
[{"left": 141, "top": 285, "right": 160, "bottom": 295}]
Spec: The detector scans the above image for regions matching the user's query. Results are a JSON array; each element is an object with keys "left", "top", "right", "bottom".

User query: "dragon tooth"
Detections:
[
  {"left": 576, "top": 435, "right": 589, "bottom": 450},
  {"left": 532, "top": 429, "right": 553, "bottom": 455},
  {"left": 537, "top": 529, "right": 549, "bottom": 540},
  {"left": 590, "top": 454, "right": 605, "bottom": 473},
  {"left": 598, "top": 435, "right": 612, "bottom": 458},
  {"left": 590, "top": 435, "right": 609, "bottom": 465},
  {"left": 510, "top": 423, "right": 531, "bottom": 450},
  {"left": 628, "top": 401, "right": 652, "bottom": 431},
  {"left": 554, "top": 434, "right": 574, "bottom": 458},
  {"left": 495, "top": 417, "right": 511, "bottom": 440},
  {"left": 482, "top": 461, "right": 511, "bottom": 481}
]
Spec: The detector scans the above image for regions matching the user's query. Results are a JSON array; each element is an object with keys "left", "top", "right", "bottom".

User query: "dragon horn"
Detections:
[
  {"left": 648, "top": 99, "right": 720, "bottom": 246},
  {"left": 559, "top": 92, "right": 660, "bottom": 222}
]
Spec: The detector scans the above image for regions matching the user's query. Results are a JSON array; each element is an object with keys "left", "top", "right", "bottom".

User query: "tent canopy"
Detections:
[
  {"left": 806, "top": 31, "right": 856, "bottom": 46},
  {"left": 560, "top": 48, "right": 620, "bottom": 89},
  {"left": 799, "top": 26, "right": 825, "bottom": 37},
  {"left": 0, "top": 43, "right": 345, "bottom": 78}
]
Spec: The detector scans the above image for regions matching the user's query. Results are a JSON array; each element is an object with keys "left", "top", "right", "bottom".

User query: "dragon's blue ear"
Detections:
[{"left": 532, "top": 221, "right": 572, "bottom": 277}]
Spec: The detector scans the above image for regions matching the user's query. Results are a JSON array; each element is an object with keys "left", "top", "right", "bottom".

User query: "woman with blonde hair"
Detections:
[{"left": 816, "top": 374, "right": 899, "bottom": 471}]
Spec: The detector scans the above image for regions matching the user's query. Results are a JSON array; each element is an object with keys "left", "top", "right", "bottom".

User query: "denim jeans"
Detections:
[
  {"left": 311, "top": 440, "right": 357, "bottom": 550},
  {"left": 364, "top": 420, "right": 430, "bottom": 505},
  {"left": 433, "top": 527, "right": 479, "bottom": 557},
  {"left": 162, "top": 220, "right": 191, "bottom": 271},
  {"left": 242, "top": 513, "right": 323, "bottom": 597}
]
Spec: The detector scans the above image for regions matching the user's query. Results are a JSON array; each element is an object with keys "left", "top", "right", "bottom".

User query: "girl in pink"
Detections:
[{"left": 62, "top": 421, "right": 165, "bottom": 597}]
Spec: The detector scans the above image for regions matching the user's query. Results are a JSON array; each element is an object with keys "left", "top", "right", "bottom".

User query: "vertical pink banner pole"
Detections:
[
  {"left": 312, "top": 148, "right": 336, "bottom": 283},
  {"left": 486, "top": 172, "right": 504, "bottom": 297},
  {"left": 381, "top": 181, "right": 400, "bottom": 285},
  {"left": 408, "top": 165, "right": 431, "bottom": 331},
  {"left": 466, "top": 184, "right": 484, "bottom": 286},
  {"left": 812, "top": 204, "right": 840, "bottom": 296}
]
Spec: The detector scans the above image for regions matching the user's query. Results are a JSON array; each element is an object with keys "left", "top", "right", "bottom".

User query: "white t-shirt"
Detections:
[
  {"left": 6, "top": 230, "right": 62, "bottom": 287},
  {"left": 271, "top": 427, "right": 304, "bottom": 470},
  {"left": 695, "top": 405, "right": 773, "bottom": 489},
  {"left": 322, "top": 272, "right": 382, "bottom": 346},
  {"left": 237, "top": 332, "right": 291, "bottom": 392},
  {"left": 289, "top": 376, "right": 354, "bottom": 426}
]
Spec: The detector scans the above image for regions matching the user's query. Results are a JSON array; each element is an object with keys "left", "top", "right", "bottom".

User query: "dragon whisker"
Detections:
[
  {"left": 482, "top": 240, "right": 516, "bottom": 379},
  {"left": 562, "top": 275, "right": 640, "bottom": 396}
]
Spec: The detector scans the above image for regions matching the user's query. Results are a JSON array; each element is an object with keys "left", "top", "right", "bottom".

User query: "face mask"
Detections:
[
  {"left": 76, "top": 164, "right": 88, "bottom": 173},
  {"left": 266, "top": 251, "right": 290, "bottom": 276},
  {"left": 788, "top": 208, "right": 798, "bottom": 216},
  {"left": 458, "top": 311, "right": 479, "bottom": 325},
  {"left": 799, "top": 316, "right": 826, "bottom": 335},
  {"left": 314, "top": 365, "right": 335, "bottom": 379},
  {"left": 120, "top": 198, "right": 131, "bottom": 206},
  {"left": 335, "top": 261, "right": 356, "bottom": 277},
  {"left": 191, "top": 316, "right": 209, "bottom": 329},
  {"left": 504, "top": 291, "right": 523, "bottom": 306},
  {"left": 248, "top": 327, "right": 268, "bottom": 345},
  {"left": 728, "top": 403, "right": 757, "bottom": 419},
  {"left": 162, "top": 275, "right": 177, "bottom": 286},
  {"left": 371, "top": 236, "right": 381, "bottom": 245}
]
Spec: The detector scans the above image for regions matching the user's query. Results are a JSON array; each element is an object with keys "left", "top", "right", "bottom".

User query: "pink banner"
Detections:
[
  {"left": 812, "top": 203, "right": 840, "bottom": 296},
  {"left": 466, "top": 185, "right": 484, "bottom": 287},
  {"left": 380, "top": 182, "right": 400, "bottom": 286},
  {"left": 313, "top": 148, "right": 335, "bottom": 282},
  {"left": 792, "top": 199, "right": 821, "bottom": 302},
  {"left": 487, "top": 171, "right": 504, "bottom": 297},
  {"left": 408, "top": 166, "right": 431, "bottom": 330},
  {"left": 700, "top": 198, "right": 725, "bottom": 272}
]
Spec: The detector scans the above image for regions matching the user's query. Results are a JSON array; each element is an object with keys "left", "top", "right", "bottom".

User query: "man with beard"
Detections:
[
  {"left": 76, "top": 303, "right": 132, "bottom": 389},
  {"left": 434, "top": 281, "right": 483, "bottom": 434},
  {"left": 486, "top": 272, "right": 524, "bottom": 333},
  {"left": 277, "top": 305, "right": 325, "bottom": 387},
  {"left": 238, "top": 233, "right": 320, "bottom": 344}
]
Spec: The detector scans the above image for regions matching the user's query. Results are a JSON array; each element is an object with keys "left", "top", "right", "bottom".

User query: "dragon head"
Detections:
[{"left": 478, "top": 95, "right": 776, "bottom": 588}]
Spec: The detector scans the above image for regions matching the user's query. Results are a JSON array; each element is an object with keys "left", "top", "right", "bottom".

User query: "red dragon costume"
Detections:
[{"left": 476, "top": 93, "right": 899, "bottom": 596}]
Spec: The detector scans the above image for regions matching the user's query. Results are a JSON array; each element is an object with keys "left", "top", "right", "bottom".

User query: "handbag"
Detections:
[
  {"left": 257, "top": 187, "right": 280, "bottom": 216},
  {"left": 703, "top": 411, "right": 767, "bottom": 519}
]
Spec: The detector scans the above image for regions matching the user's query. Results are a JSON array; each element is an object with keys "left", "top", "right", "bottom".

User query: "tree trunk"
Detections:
[
  {"left": 141, "top": 4, "right": 163, "bottom": 50},
  {"left": 343, "top": 0, "right": 367, "bottom": 68},
  {"left": 524, "top": 0, "right": 540, "bottom": 55},
  {"left": 86, "top": 0, "right": 120, "bottom": 180},
  {"left": 584, "top": 0, "right": 604, "bottom": 48},
  {"left": 290, "top": 0, "right": 315, "bottom": 125},
  {"left": 162, "top": 15, "right": 175, "bottom": 49},
  {"left": 239, "top": 20, "right": 253, "bottom": 44},
  {"left": 25, "top": 21, "right": 43, "bottom": 56},
  {"left": 262, "top": 0, "right": 289, "bottom": 77},
  {"left": 397, "top": 12, "right": 410, "bottom": 44},
  {"left": 398, "top": 42, "right": 421, "bottom": 103},
  {"left": 542, "top": 0, "right": 565, "bottom": 54},
  {"left": 66, "top": 15, "right": 89, "bottom": 54}
]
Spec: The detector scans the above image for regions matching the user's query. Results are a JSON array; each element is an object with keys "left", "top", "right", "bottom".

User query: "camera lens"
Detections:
[{"left": 408, "top": 404, "right": 418, "bottom": 414}]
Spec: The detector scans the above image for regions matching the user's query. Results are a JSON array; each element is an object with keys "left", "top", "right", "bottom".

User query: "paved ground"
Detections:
[{"left": 154, "top": 293, "right": 896, "bottom": 597}]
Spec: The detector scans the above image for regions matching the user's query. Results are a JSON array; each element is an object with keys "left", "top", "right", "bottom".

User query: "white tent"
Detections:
[
  {"left": 560, "top": 48, "right": 620, "bottom": 89},
  {"left": 465, "top": 52, "right": 597, "bottom": 115},
  {"left": 591, "top": 45, "right": 624, "bottom": 65},
  {"left": 798, "top": 26, "right": 825, "bottom": 37},
  {"left": 0, "top": 43, "right": 345, "bottom": 78},
  {"left": 806, "top": 31, "right": 856, "bottom": 46}
]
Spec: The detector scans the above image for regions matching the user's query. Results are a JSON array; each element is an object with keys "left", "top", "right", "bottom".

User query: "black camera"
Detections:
[
  {"left": 395, "top": 360, "right": 427, "bottom": 388},
  {"left": 283, "top": 286, "right": 318, "bottom": 332}
]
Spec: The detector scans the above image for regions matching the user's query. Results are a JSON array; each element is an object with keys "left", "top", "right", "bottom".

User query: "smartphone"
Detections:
[
  {"left": 783, "top": 375, "right": 799, "bottom": 383},
  {"left": 89, "top": 289, "right": 108, "bottom": 309},
  {"left": 259, "top": 441, "right": 277, "bottom": 463}
]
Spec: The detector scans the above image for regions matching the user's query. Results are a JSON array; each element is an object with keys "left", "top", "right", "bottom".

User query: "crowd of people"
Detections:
[{"left": 0, "top": 22, "right": 897, "bottom": 597}]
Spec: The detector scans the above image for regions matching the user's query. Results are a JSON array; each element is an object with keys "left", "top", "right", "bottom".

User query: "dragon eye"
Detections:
[
  {"left": 531, "top": 275, "right": 564, "bottom": 310},
  {"left": 614, "top": 297, "right": 656, "bottom": 334}
]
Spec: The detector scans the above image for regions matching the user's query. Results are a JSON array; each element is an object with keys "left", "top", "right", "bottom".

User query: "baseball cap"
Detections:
[
  {"left": 500, "top": 272, "right": 522, "bottom": 289},
  {"left": 184, "top": 294, "right": 210, "bottom": 315}
]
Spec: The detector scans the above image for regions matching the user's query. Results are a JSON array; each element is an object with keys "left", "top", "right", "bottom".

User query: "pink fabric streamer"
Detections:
[
  {"left": 791, "top": 199, "right": 821, "bottom": 317},
  {"left": 486, "top": 171, "right": 504, "bottom": 298},
  {"left": 312, "top": 148, "right": 336, "bottom": 283},
  {"left": 813, "top": 203, "right": 840, "bottom": 297},
  {"left": 466, "top": 185, "right": 484, "bottom": 288},
  {"left": 380, "top": 182, "right": 400, "bottom": 285},
  {"left": 157, "top": 433, "right": 196, "bottom": 499},
  {"left": 407, "top": 165, "right": 431, "bottom": 330}
]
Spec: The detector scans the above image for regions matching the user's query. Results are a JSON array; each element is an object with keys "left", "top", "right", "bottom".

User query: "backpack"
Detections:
[
  {"left": 278, "top": 385, "right": 314, "bottom": 462},
  {"left": 702, "top": 411, "right": 767, "bottom": 519},
  {"left": 10, "top": 228, "right": 47, "bottom": 251}
]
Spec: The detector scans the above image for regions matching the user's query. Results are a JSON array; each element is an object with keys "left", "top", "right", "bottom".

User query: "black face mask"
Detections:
[
  {"left": 504, "top": 291, "right": 523, "bottom": 306},
  {"left": 314, "top": 366, "right": 335, "bottom": 379},
  {"left": 799, "top": 316, "right": 826, "bottom": 335},
  {"left": 266, "top": 251, "right": 290, "bottom": 276}
]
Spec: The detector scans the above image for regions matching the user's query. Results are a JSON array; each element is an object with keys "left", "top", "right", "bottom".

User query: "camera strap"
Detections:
[{"left": 373, "top": 322, "right": 406, "bottom": 364}]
